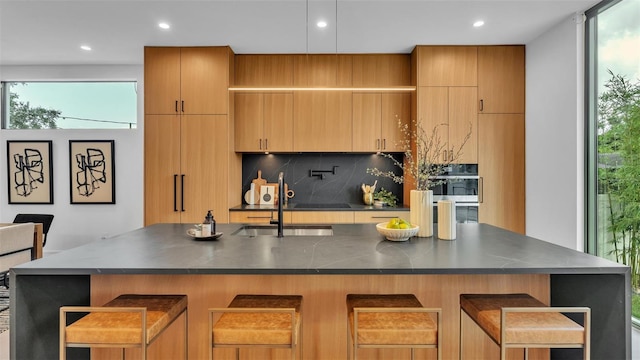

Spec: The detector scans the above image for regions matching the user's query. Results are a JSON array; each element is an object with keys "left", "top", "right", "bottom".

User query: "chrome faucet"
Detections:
[{"left": 270, "top": 172, "right": 285, "bottom": 237}]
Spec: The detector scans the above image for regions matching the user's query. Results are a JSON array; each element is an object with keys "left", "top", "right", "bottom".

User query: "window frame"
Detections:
[{"left": 1, "top": 80, "right": 138, "bottom": 130}]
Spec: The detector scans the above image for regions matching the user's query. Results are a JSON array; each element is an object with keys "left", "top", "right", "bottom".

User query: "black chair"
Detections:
[{"left": 13, "top": 213, "right": 54, "bottom": 247}]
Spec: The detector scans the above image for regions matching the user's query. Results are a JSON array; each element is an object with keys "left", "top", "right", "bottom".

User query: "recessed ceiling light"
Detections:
[
  {"left": 473, "top": 20, "right": 485, "bottom": 27},
  {"left": 317, "top": 21, "right": 327, "bottom": 28},
  {"left": 158, "top": 22, "right": 170, "bottom": 29},
  {"left": 80, "top": 45, "right": 91, "bottom": 51}
]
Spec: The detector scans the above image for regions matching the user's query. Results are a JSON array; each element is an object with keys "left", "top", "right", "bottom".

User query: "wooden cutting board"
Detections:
[
  {"left": 243, "top": 189, "right": 260, "bottom": 205},
  {"left": 252, "top": 170, "right": 267, "bottom": 189}
]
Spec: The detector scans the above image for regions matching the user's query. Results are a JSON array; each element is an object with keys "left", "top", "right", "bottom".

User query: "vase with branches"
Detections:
[{"left": 367, "top": 116, "right": 472, "bottom": 236}]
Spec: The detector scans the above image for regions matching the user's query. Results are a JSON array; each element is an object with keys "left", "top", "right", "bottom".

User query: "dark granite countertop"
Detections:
[
  {"left": 230, "top": 203, "right": 410, "bottom": 211},
  {"left": 13, "top": 223, "right": 626, "bottom": 276}
]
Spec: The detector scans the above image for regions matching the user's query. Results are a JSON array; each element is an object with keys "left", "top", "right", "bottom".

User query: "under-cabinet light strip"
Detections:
[{"left": 228, "top": 86, "right": 416, "bottom": 92}]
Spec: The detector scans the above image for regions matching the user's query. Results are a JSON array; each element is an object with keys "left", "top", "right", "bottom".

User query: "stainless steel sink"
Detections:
[{"left": 232, "top": 225, "right": 333, "bottom": 237}]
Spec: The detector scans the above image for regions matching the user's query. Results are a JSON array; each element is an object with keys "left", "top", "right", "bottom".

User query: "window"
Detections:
[
  {"left": 585, "top": 0, "right": 640, "bottom": 319},
  {"left": 1, "top": 81, "right": 137, "bottom": 129}
]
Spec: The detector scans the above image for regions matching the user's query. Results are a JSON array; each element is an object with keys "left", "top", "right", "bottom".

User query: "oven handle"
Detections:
[{"left": 432, "top": 202, "right": 479, "bottom": 207}]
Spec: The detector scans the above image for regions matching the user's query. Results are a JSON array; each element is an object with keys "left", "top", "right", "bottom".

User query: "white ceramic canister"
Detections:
[{"left": 201, "top": 222, "right": 212, "bottom": 237}]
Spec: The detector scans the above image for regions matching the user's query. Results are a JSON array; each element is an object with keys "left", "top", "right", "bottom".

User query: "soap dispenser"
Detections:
[{"left": 204, "top": 210, "right": 216, "bottom": 235}]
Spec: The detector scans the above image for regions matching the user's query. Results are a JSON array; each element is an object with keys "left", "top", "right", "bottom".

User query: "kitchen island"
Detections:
[{"left": 11, "top": 223, "right": 629, "bottom": 359}]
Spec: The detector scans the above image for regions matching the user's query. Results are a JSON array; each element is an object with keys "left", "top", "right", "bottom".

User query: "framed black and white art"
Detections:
[
  {"left": 69, "top": 140, "right": 115, "bottom": 204},
  {"left": 6, "top": 140, "right": 54, "bottom": 204}
]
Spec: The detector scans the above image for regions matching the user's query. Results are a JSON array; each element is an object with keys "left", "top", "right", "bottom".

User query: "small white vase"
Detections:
[
  {"left": 437, "top": 199, "right": 457, "bottom": 240},
  {"left": 410, "top": 190, "right": 433, "bottom": 237}
]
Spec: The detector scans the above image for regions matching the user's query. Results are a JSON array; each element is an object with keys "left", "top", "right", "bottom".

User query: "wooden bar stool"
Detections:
[
  {"left": 459, "top": 293, "right": 590, "bottom": 360},
  {"left": 346, "top": 294, "right": 441, "bottom": 360},
  {"left": 60, "top": 294, "right": 188, "bottom": 360},
  {"left": 209, "top": 294, "right": 303, "bottom": 360}
]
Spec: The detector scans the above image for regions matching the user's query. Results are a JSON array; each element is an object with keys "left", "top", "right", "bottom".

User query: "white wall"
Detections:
[
  {"left": 0, "top": 65, "right": 144, "bottom": 253},
  {"left": 525, "top": 15, "right": 584, "bottom": 250}
]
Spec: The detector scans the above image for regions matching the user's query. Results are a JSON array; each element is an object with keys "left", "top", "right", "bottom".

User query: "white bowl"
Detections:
[{"left": 376, "top": 222, "right": 419, "bottom": 241}]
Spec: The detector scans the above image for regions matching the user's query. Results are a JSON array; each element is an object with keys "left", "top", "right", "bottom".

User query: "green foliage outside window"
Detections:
[
  {"left": 597, "top": 70, "right": 640, "bottom": 290},
  {"left": 6, "top": 83, "right": 60, "bottom": 129}
]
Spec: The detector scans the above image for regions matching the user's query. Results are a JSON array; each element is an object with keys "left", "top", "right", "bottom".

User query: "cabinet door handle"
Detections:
[
  {"left": 181, "top": 100, "right": 184, "bottom": 113},
  {"left": 175, "top": 101, "right": 178, "bottom": 113},
  {"left": 247, "top": 216, "right": 272, "bottom": 219},
  {"left": 383, "top": 139, "right": 386, "bottom": 150},
  {"left": 443, "top": 150, "right": 448, "bottom": 162},
  {"left": 449, "top": 149, "right": 453, "bottom": 161},
  {"left": 479, "top": 177, "right": 484, "bottom": 203},
  {"left": 173, "top": 174, "right": 178, "bottom": 211},
  {"left": 376, "top": 139, "right": 380, "bottom": 150},
  {"left": 259, "top": 139, "right": 262, "bottom": 150},
  {"left": 265, "top": 138, "right": 268, "bottom": 150},
  {"left": 479, "top": 99, "right": 484, "bottom": 112},
  {"left": 181, "top": 174, "right": 185, "bottom": 211}
]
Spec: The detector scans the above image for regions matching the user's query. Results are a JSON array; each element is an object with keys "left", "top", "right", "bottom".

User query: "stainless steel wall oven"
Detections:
[{"left": 432, "top": 164, "right": 478, "bottom": 223}]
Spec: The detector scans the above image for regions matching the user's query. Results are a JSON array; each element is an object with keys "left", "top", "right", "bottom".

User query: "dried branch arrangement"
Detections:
[{"left": 367, "top": 117, "right": 472, "bottom": 191}]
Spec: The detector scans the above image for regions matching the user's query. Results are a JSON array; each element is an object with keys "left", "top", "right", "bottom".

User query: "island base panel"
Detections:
[
  {"left": 91, "top": 273, "right": 549, "bottom": 360},
  {"left": 551, "top": 273, "right": 630, "bottom": 360},
  {"left": 12, "top": 274, "right": 90, "bottom": 360}
]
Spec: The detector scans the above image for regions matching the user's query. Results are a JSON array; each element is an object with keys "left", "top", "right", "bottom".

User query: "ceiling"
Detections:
[{"left": 0, "top": 0, "right": 601, "bottom": 66}]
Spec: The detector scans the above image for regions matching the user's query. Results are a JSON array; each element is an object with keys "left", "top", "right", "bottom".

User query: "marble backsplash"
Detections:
[{"left": 241, "top": 153, "right": 404, "bottom": 206}]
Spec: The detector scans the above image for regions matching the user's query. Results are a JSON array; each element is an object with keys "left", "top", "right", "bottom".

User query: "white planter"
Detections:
[{"left": 410, "top": 190, "right": 433, "bottom": 237}]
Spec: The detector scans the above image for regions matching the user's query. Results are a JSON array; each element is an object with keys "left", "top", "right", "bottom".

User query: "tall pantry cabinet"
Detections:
[
  {"left": 144, "top": 46, "right": 234, "bottom": 225},
  {"left": 477, "top": 46, "right": 526, "bottom": 234},
  {"left": 412, "top": 45, "right": 525, "bottom": 234}
]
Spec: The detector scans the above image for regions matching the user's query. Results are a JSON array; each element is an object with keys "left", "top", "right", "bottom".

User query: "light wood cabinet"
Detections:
[
  {"left": 235, "top": 93, "right": 293, "bottom": 152},
  {"left": 234, "top": 55, "right": 293, "bottom": 86},
  {"left": 144, "top": 48, "right": 180, "bottom": 115},
  {"left": 448, "top": 87, "right": 478, "bottom": 164},
  {"left": 145, "top": 47, "right": 230, "bottom": 115},
  {"left": 145, "top": 115, "right": 230, "bottom": 225},
  {"left": 353, "top": 211, "right": 409, "bottom": 223},
  {"left": 144, "top": 46, "right": 233, "bottom": 226},
  {"left": 353, "top": 93, "right": 411, "bottom": 152},
  {"left": 230, "top": 211, "right": 409, "bottom": 224},
  {"left": 292, "top": 54, "right": 352, "bottom": 86},
  {"left": 144, "top": 115, "right": 181, "bottom": 224},
  {"left": 229, "top": 211, "right": 292, "bottom": 224},
  {"left": 417, "top": 86, "right": 477, "bottom": 164},
  {"left": 478, "top": 46, "right": 525, "bottom": 114},
  {"left": 293, "top": 91, "right": 353, "bottom": 152},
  {"left": 478, "top": 114, "right": 525, "bottom": 234},
  {"left": 415, "top": 46, "right": 477, "bottom": 87},
  {"left": 352, "top": 54, "right": 411, "bottom": 86},
  {"left": 290, "top": 211, "right": 355, "bottom": 224}
]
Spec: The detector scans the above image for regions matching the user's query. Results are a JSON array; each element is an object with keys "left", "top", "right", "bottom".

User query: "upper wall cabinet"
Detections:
[
  {"left": 352, "top": 55, "right": 411, "bottom": 87},
  {"left": 293, "top": 91, "right": 352, "bottom": 152},
  {"left": 234, "top": 55, "right": 294, "bottom": 86},
  {"left": 293, "top": 55, "right": 353, "bottom": 86},
  {"left": 413, "top": 46, "right": 479, "bottom": 164},
  {"left": 478, "top": 46, "right": 525, "bottom": 114},
  {"left": 415, "top": 46, "right": 478, "bottom": 87},
  {"left": 417, "top": 86, "right": 477, "bottom": 164},
  {"left": 353, "top": 93, "right": 410, "bottom": 152},
  {"left": 235, "top": 92, "right": 294, "bottom": 152},
  {"left": 144, "top": 46, "right": 231, "bottom": 115},
  {"left": 232, "top": 53, "right": 412, "bottom": 153}
]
